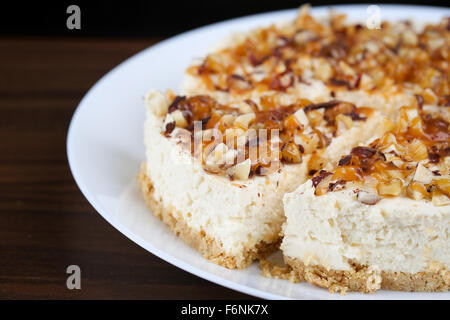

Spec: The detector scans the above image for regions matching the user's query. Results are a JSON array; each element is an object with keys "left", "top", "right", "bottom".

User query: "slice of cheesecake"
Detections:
[
  {"left": 140, "top": 90, "right": 389, "bottom": 269},
  {"left": 281, "top": 104, "right": 450, "bottom": 293}
]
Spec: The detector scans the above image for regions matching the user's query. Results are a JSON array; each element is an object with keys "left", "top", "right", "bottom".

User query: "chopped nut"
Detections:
[
  {"left": 279, "top": 71, "right": 295, "bottom": 88},
  {"left": 294, "top": 133, "right": 320, "bottom": 154},
  {"left": 227, "top": 74, "right": 252, "bottom": 91},
  {"left": 304, "top": 100, "right": 340, "bottom": 113},
  {"left": 312, "top": 170, "right": 332, "bottom": 188},
  {"left": 404, "top": 107, "right": 419, "bottom": 121},
  {"left": 172, "top": 127, "right": 191, "bottom": 141},
  {"left": 228, "top": 159, "right": 251, "bottom": 180},
  {"left": 163, "top": 114, "right": 176, "bottom": 133},
  {"left": 427, "top": 37, "right": 445, "bottom": 51},
  {"left": 201, "top": 128, "right": 223, "bottom": 141},
  {"left": 338, "top": 61, "right": 356, "bottom": 77},
  {"left": 379, "top": 132, "right": 399, "bottom": 155},
  {"left": 205, "top": 143, "right": 235, "bottom": 170},
  {"left": 220, "top": 114, "right": 235, "bottom": 127},
  {"left": 382, "top": 34, "right": 398, "bottom": 47},
  {"left": 408, "top": 140, "right": 428, "bottom": 161},
  {"left": 281, "top": 142, "right": 302, "bottom": 163},
  {"left": 435, "top": 178, "right": 450, "bottom": 196},
  {"left": 330, "top": 78, "right": 350, "bottom": 88},
  {"left": 224, "top": 149, "right": 238, "bottom": 165},
  {"left": 284, "top": 114, "right": 301, "bottom": 129},
  {"left": 231, "top": 102, "right": 253, "bottom": 114},
  {"left": 312, "top": 170, "right": 332, "bottom": 195},
  {"left": 386, "top": 169, "right": 404, "bottom": 179},
  {"left": 171, "top": 109, "right": 188, "bottom": 127},
  {"left": 402, "top": 30, "right": 418, "bottom": 46},
  {"left": 314, "top": 60, "right": 333, "bottom": 81},
  {"left": 351, "top": 146, "right": 376, "bottom": 159},
  {"left": 224, "top": 128, "right": 246, "bottom": 147},
  {"left": 294, "top": 109, "right": 310, "bottom": 128},
  {"left": 359, "top": 74, "right": 375, "bottom": 90},
  {"left": 164, "top": 122, "right": 175, "bottom": 135},
  {"left": 432, "top": 190, "right": 450, "bottom": 206},
  {"left": 255, "top": 163, "right": 280, "bottom": 176},
  {"left": 328, "top": 179, "right": 346, "bottom": 191},
  {"left": 168, "top": 9, "right": 450, "bottom": 184},
  {"left": 423, "top": 88, "right": 438, "bottom": 104},
  {"left": 145, "top": 90, "right": 169, "bottom": 117},
  {"left": 357, "top": 191, "right": 381, "bottom": 205},
  {"left": 200, "top": 141, "right": 220, "bottom": 166},
  {"left": 211, "top": 142, "right": 228, "bottom": 160},
  {"left": 377, "top": 179, "right": 403, "bottom": 196},
  {"left": 381, "top": 117, "right": 396, "bottom": 133},
  {"left": 294, "top": 29, "right": 317, "bottom": 44},
  {"left": 407, "top": 181, "right": 428, "bottom": 200},
  {"left": 390, "top": 157, "right": 404, "bottom": 168},
  {"left": 307, "top": 110, "right": 324, "bottom": 127},
  {"left": 338, "top": 155, "right": 352, "bottom": 166},
  {"left": 335, "top": 114, "right": 353, "bottom": 132}
]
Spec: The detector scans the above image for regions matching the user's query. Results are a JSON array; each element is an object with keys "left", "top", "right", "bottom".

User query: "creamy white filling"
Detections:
[{"left": 282, "top": 180, "right": 450, "bottom": 273}]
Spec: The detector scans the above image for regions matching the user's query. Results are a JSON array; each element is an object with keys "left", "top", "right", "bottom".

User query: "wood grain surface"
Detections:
[{"left": 0, "top": 37, "right": 254, "bottom": 299}]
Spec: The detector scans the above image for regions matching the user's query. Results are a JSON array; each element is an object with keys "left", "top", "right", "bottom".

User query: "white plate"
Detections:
[{"left": 67, "top": 4, "right": 450, "bottom": 300}]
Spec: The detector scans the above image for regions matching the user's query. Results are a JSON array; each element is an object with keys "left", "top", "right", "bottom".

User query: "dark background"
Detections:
[{"left": 1, "top": 0, "right": 449, "bottom": 37}]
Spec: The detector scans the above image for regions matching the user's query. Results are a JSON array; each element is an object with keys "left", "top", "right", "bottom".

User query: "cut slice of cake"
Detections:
[
  {"left": 281, "top": 104, "right": 450, "bottom": 293},
  {"left": 140, "top": 89, "right": 389, "bottom": 269},
  {"left": 182, "top": 6, "right": 449, "bottom": 116}
]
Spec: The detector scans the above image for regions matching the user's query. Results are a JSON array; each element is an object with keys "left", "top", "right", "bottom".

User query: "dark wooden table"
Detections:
[{"left": 0, "top": 37, "right": 253, "bottom": 299}]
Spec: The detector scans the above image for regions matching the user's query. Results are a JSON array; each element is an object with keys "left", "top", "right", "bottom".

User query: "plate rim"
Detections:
[{"left": 67, "top": 4, "right": 450, "bottom": 300}]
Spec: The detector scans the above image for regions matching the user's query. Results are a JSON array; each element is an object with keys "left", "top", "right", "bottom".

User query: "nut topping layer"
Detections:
[
  {"left": 161, "top": 93, "right": 371, "bottom": 180},
  {"left": 187, "top": 6, "right": 449, "bottom": 104}
]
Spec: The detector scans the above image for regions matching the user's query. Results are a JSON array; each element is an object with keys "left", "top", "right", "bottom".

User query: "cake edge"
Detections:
[{"left": 138, "top": 165, "right": 280, "bottom": 269}]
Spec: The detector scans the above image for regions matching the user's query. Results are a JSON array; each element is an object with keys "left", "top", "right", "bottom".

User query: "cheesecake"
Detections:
[{"left": 281, "top": 105, "right": 450, "bottom": 293}]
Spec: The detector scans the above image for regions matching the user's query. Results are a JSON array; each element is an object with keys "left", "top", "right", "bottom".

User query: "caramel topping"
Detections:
[{"left": 188, "top": 10, "right": 449, "bottom": 102}]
